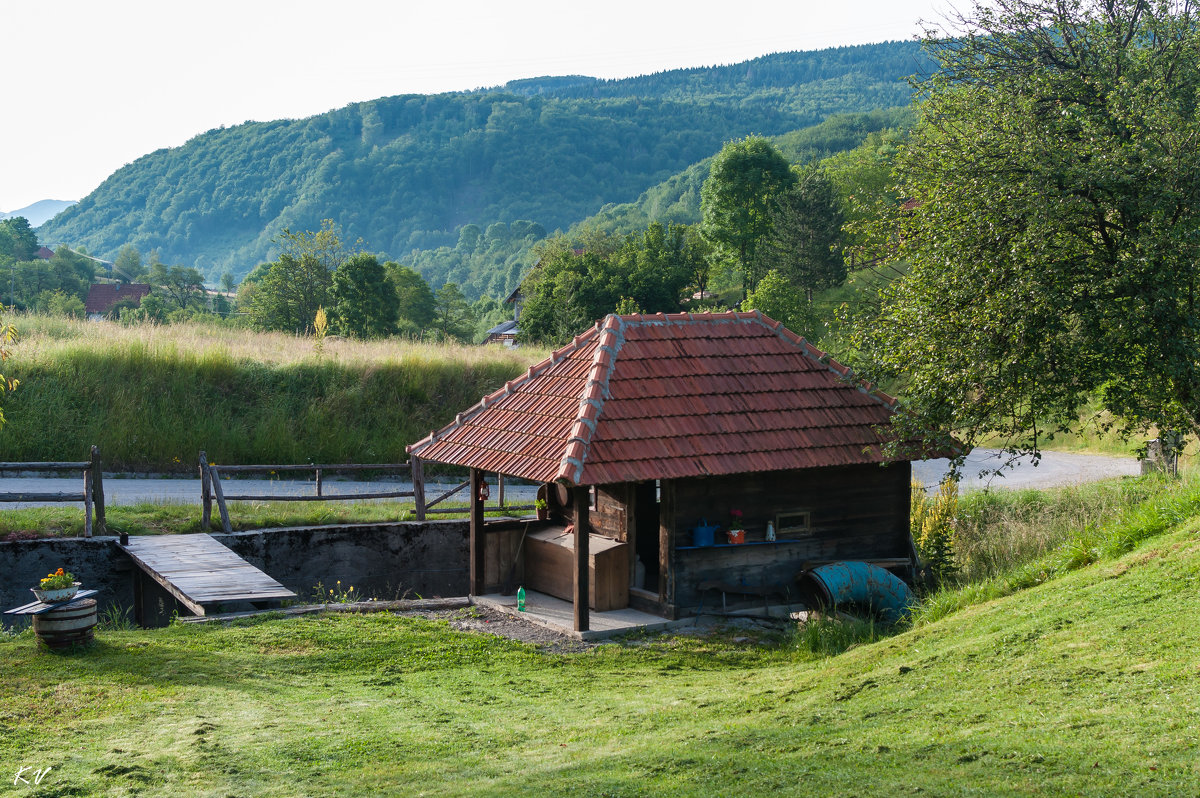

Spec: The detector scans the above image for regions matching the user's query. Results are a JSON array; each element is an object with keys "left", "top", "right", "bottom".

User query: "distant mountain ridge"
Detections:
[
  {"left": 37, "top": 41, "right": 930, "bottom": 295},
  {"left": 3, "top": 199, "right": 76, "bottom": 228}
]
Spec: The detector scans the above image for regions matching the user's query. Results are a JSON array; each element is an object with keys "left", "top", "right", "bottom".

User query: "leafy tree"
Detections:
[
  {"left": 856, "top": 0, "right": 1200, "bottom": 461},
  {"left": 385, "top": 263, "right": 436, "bottom": 331},
  {"left": 700, "top": 136, "right": 797, "bottom": 296},
  {"left": 742, "top": 270, "right": 812, "bottom": 336},
  {"left": 220, "top": 271, "right": 236, "bottom": 293},
  {"left": 149, "top": 261, "right": 205, "bottom": 310},
  {"left": 331, "top": 254, "right": 398, "bottom": 338},
  {"left": 38, "top": 290, "right": 86, "bottom": 318},
  {"left": 113, "top": 245, "right": 143, "bottom": 282},
  {"left": 518, "top": 224, "right": 700, "bottom": 345},
  {"left": 276, "top": 219, "right": 353, "bottom": 275},
  {"left": 245, "top": 221, "right": 354, "bottom": 333},
  {"left": 246, "top": 253, "right": 332, "bottom": 333},
  {"left": 431, "top": 282, "right": 475, "bottom": 341},
  {"left": 0, "top": 218, "right": 38, "bottom": 262},
  {"left": 122, "top": 294, "right": 169, "bottom": 324},
  {"left": 761, "top": 168, "right": 845, "bottom": 301},
  {"left": 823, "top": 128, "right": 908, "bottom": 268}
]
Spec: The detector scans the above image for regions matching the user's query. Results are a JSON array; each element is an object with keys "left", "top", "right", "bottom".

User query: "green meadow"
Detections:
[{"left": 3, "top": 472, "right": 1200, "bottom": 796}]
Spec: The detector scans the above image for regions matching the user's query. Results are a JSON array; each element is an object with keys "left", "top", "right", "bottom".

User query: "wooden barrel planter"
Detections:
[{"left": 32, "top": 599, "right": 97, "bottom": 649}]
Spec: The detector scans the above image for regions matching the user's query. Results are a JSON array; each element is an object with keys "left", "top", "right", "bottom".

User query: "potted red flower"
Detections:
[{"left": 727, "top": 509, "right": 745, "bottom": 544}]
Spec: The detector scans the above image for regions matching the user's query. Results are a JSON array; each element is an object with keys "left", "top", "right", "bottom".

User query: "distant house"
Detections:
[
  {"left": 484, "top": 319, "right": 519, "bottom": 347},
  {"left": 85, "top": 283, "right": 151, "bottom": 321},
  {"left": 490, "top": 249, "right": 586, "bottom": 346},
  {"left": 34, "top": 246, "right": 55, "bottom": 260}
]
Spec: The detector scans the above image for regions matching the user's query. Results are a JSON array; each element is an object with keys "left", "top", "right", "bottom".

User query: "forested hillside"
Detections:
[
  {"left": 578, "top": 107, "right": 913, "bottom": 235},
  {"left": 37, "top": 42, "right": 929, "bottom": 295}
]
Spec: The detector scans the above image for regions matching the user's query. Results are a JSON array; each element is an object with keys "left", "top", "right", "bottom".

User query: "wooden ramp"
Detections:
[{"left": 119, "top": 534, "right": 296, "bottom": 616}]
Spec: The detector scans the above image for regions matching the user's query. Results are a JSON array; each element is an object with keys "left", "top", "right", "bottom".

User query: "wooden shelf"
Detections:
[{"left": 676, "top": 540, "right": 807, "bottom": 551}]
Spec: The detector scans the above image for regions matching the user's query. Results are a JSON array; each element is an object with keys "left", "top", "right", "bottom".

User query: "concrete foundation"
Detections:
[{"left": 1, "top": 521, "right": 468, "bottom": 629}]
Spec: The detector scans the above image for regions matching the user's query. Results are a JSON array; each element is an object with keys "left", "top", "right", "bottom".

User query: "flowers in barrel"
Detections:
[{"left": 33, "top": 567, "right": 80, "bottom": 603}]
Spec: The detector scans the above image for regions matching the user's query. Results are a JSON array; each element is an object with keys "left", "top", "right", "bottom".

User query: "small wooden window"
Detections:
[{"left": 775, "top": 510, "right": 812, "bottom": 537}]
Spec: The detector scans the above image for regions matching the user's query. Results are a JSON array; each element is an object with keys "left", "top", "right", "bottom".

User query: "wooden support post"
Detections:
[
  {"left": 315, "top": 468, "right": 323, "bottom": 498},
  {"left": 199, "top": 451, "right": 212, "bottom": 531},
  {"left": 90, "top": 445, "right": 106, "bottom": 536},
  {"left": 573, "top": 484, "right": 590, "bottom": 633},
  {"left": 469, "top": 468, "right": 486, "bottom": 595},
  {"left": 498, "top": 473, "right": 506, "bottom": 510},
  {"left": 132, "top": 568, "right": 145, "bottom": 628},
  {"left": 659, "top": 479, "right": 674, "bottom": 607},
  {"left": 412, "top": 457, "right": 426, "bottom": 521}
]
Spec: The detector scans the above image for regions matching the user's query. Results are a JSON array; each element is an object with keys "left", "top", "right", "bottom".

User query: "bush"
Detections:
[{"left": 911, "top": 477, "right": 958, "bottom": 584}]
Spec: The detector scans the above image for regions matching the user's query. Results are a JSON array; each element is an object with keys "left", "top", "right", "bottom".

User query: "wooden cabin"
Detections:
[{"left": 407, "top": 311, "right": 921, "bottom": 632}]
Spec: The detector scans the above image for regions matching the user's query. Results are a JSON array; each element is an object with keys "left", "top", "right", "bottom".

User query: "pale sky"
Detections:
[{"left": 0, "top": 0, "right": 953, "bottom": 213}]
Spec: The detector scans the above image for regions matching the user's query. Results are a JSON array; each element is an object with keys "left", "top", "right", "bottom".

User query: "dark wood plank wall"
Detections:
[
  {"left": 666, "top": 462, "right": 912, "bottom": 613},
  {"left": 593, "top": 485, "right": 631, "bottom": 541},
  {"left": 483, "top": 525, "right": 527, "bottom": 594}
]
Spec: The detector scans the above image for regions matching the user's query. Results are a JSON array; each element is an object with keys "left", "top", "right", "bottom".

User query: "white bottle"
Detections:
[{"left": 766, "top": 521, "right": 776, "bottom": 542}]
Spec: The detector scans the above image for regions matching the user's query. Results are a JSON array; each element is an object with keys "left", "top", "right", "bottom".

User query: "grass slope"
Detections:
[
  {"left": 3, "top": 505, "right": 1200, "bottom": 795},
  {"left": 0, "top": 315, "right": 542, "bottom": 471}
]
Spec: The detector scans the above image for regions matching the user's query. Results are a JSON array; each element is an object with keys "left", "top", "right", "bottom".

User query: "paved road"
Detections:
[
  {"left": 0, "top": 449, "right": 1140, "bottom": 509},
  {"left": 913, "top": 448, "right": 1141, "bottom": 492}
]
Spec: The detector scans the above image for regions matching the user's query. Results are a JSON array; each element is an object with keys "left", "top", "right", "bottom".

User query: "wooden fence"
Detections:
[
  {"left": 0, "top": 446, "right": 106, "bottom": 537},
  {"left": 199, "top": 452, "right": 534, "bottom": 532}
]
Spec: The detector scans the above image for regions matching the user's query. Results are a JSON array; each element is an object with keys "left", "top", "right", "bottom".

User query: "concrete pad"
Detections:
[{"left": 474, "top": 590, "right": 682, "bottom": 640}]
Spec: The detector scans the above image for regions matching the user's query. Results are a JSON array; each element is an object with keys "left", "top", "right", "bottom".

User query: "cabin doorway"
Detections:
[{"left": 634, "top": 480, "right": 660, "bottom": 594}]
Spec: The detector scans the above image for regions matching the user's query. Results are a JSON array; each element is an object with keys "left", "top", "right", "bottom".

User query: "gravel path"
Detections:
[{"left": 913, "top": 448, "right": 1141, "bottom": 491}]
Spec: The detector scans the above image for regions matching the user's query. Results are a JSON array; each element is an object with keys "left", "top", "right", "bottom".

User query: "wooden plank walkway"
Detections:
[{"left": 118, "top": 534, "right": 296, "bottom": 616}]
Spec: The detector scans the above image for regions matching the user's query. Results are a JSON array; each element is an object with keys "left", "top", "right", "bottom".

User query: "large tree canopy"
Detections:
[
  {"left": 700, "top": 136, "right": 797, "bottom": 295},
  {"left": 858, "top": 0, "right": 1200, "bottom": 460}
]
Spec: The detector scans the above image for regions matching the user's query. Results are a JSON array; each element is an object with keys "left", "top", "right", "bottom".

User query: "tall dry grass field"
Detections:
[{"left": 0, "top": 314, "right": 545, "bottom": 471}]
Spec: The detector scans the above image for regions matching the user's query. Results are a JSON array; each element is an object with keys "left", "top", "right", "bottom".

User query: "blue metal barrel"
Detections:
[{"left": 799, "top": 561, "right": 914, "bottom": 622}]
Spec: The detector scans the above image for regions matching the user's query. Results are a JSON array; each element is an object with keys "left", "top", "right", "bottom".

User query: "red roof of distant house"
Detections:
[
  {"left": 408, "top": 311, "right": 908, "bottom": 485},
  {"left": 85, "top": 283, "right": 151, "bottom": 314},
  {"left": 35, "top": 247, "right": 54, "bottom": 260}
]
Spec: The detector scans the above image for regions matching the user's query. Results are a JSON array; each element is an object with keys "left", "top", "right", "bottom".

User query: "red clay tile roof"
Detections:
[
  {"left": 407, "top": 311, "right": 907, "bottom": 485},
  {"left": 85, "top": 283, "right": 151, "bottom": 314}
]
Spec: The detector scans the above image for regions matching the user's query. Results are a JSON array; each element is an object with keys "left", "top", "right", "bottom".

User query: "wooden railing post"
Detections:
[
  {"left": 199, "top": 451, "right": 212, "bottom": 530},
  {"left": 209, "top": 465, "right": 233, "bottom": 533},
  {"left": 90, "top": 445, "right": 105, "bottom": 536},
  {"left": 412, "top": 457, "right": 426, "bottom": 521},
  {"left": 83, "top": 468, "right": 93, "bottom": 538}
]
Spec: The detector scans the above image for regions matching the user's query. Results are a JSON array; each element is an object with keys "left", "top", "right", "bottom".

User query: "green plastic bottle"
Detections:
[{"left": 517, "top": 586, "right": 526, "bottom": 612}]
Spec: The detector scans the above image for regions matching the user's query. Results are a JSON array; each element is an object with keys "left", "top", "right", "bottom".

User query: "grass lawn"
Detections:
[{"left": 4, "top": 514, "right": 1200, "bottom": 796}]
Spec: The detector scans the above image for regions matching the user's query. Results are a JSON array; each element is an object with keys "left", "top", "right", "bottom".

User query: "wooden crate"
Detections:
[{"left": 524, "top": 527, "right": 629, "bottom": 611}]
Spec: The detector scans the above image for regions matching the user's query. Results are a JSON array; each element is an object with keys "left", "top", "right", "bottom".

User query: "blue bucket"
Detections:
[{"left": 692, "top": 520, "right": 718, "bottom": 547}]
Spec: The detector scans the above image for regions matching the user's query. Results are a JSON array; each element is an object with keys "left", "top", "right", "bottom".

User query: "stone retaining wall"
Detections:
[{"left": 1, "top": 521, "right": 469, "bottom": 628}]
